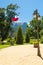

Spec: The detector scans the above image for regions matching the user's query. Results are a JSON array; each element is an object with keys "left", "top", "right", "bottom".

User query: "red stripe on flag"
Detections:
[{"left": 11, "top": 17, "right": 18, "bottom": 21}]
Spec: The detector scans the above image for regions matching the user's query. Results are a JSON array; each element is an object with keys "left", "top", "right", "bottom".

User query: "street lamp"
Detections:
[{"left": 33, "top": 9, "right": 41, "bottom": 57}]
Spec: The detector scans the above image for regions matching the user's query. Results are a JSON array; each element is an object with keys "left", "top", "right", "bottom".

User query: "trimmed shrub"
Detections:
[
  {"left": 16, "top": 26, "right": 23, "bottom": 44},
  {"left": 40, "top": 36, "right": 43, "bottom": 43}
]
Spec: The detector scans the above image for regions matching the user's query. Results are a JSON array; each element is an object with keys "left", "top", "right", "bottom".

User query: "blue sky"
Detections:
[{"left": 0, "top": 0, "right": 43, "bottom": 23}]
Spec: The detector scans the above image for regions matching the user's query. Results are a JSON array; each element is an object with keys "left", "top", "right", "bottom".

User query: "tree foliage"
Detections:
[
  {"left": 29, "top": 18, "right": 42, "bottom": 39},
  {"left": 0, "top": 4, "right": 19, "bottom": 41},
  {"left": 6, "top": 4, "right": 19, "bottom": 23}
]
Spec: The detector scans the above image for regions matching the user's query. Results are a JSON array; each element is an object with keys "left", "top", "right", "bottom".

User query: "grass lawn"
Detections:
[
  {"left": 0, "top": 45, "right": 10, "bottom": 49},
  {"left": 0, "top": 39, "right": 41, "bottom": 49}
]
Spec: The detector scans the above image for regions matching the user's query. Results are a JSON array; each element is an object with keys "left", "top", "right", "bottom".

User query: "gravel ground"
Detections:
[{"left": 0, "top": 44, "right": 43, "bottom": 65}]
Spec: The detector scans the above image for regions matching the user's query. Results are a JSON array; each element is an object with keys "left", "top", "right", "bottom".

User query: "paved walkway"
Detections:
[{"left": 0, "top": 44, "right": 43, "bottom": 65}]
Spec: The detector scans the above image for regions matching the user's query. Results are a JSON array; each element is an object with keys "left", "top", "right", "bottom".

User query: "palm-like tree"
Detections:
[{"left": 33, "top": 9, "right": 41, "bottom": 57}]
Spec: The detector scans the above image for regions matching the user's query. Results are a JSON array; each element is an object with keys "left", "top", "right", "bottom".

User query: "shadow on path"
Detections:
[{"left": 38, "top": 55, "right": 43, "bottom": 60}]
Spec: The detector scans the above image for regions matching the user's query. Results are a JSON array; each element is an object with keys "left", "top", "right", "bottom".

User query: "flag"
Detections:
[{"left": 11, "top": 17, "right": 18, "bottom": 22}]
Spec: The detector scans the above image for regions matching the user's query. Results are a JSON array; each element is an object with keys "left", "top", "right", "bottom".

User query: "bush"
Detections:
[
  {"left": 40, "top": 36, "right": 43, "bottom": 43},
  {"left": 25, "top": 28, "right": 30, "bottom": 43},
  {"left": 2, "top": 38, "right": 15, "bottom": 45},
  {"left": 30, "top": 39, "right": 34, "bottom": 44},
  {"left": 0, "top": 38, "right": 2, "bottom": 45},
  {"left": 16, "top": 26, "right": 23, "bottom": 44},
  {"left": 9, "top": 38, "right": 15, "bottom": 45},
  {"left": 30, "top": 39, "right": 38, "bottom": 44}
]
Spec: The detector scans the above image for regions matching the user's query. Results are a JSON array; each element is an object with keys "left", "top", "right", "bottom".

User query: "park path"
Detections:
[{"left": 0, "top": 44, "right": 43, "bottom": 65}]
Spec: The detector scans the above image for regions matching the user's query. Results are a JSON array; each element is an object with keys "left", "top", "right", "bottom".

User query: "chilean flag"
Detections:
[{"left": 11, "top": 16, "right": 18, "bottom": 22}]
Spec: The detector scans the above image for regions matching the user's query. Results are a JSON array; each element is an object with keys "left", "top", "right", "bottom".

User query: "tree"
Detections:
[
  {"left": 0, "top": 8, "right": 7, "bottom": 41},
  {"left": 40, "top": 29, "right": 43, "bottom": 43},
  {"left": 16, "top": 26, "right": 23, "bottom": 44},
  {"left": 0, "top": 4, "right": 19, "bottom": 41},
  {"left": 41, "top": 16, "right": 43, "bottom": 30},
  {"left": 25, "top": 27, "right": 30, "bottom": 43},
  {"left": 30, "top": 18, "right": 41, "bottom": 39},
  {"left": 32, "top": 9, "right": 41, "bottom": 58},
  {"left": 6, "top": 4, "right": 19, "bottom": 23},
  {"left": 40, "top": 29, "right": 43, "bottom": 36}
]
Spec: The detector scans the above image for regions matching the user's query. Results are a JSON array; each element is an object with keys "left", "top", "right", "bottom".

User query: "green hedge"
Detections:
[{"left": 40, "top": 36, "right": 43, "bottom": 43}]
